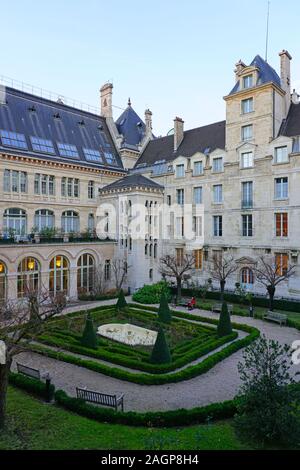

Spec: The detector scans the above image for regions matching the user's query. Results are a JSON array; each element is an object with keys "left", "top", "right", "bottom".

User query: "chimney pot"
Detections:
[
  {"left": 100, "top": 82, "right": 113, "bottom": 118},
  {"left": 145, "top": 109, "right": 153, "bottom": 134},
  {"left": 173, "top": 117, "right": 184, "bottom": 152}
]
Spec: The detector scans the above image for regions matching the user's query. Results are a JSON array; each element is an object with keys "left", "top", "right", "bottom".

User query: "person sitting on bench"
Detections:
[{"left": 187, "top": 297, "right": 196, "bottom": 310}]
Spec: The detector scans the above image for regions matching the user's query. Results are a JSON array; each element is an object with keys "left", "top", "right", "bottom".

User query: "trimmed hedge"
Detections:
[
  {"left": 55, "top": 389, "right": 238, "bottom": 427},
  {"left": 9, "top": 372, "right": 55, "bottom": 402},
  {"left": 172, "top": 287, "right": 300, "bottom": 314},
  {"left": 31, "top": 324, "right": 259, "bottom": 385},
  {"left": 132, "top": 281, "right": 171, "bottom": 304}
]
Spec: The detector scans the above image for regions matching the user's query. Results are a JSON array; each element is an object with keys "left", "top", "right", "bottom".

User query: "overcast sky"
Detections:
[{"left": 1, "top": 0, "right": 300, "bottom": 135}]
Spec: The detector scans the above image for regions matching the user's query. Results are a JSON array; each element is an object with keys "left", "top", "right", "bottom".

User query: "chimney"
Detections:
[
  {"left": 234, "top": 60, "right": 246, "bottom": 82},
  {"left": 173, "top": 117, "right": 184, "bottom": 152},
  {"left": 100, "top": 82, "right": 113, "bottom": 118},
  {"left": 145, "top": 109, "right": 152, "bottom": 135},
  {"left": 279, "top": 50, "right": 292, "bottom": 115}
]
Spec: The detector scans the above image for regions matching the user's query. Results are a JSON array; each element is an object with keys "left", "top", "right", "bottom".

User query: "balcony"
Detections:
[{"left": 0, "top": 232, "right": 116, "bottom": 245}]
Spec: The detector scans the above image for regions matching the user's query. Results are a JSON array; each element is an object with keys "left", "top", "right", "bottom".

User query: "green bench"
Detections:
[{"left": 262, "top": 311, "right": 287, "bottom": 326}]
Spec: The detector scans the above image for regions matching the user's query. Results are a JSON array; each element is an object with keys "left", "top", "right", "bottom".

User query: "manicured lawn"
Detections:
[
  {"left": 0, "top": 387, "right": 254, "bottom": 450},
  {"left": 196, "top": 299, "right": 300, "bottom": 328}
]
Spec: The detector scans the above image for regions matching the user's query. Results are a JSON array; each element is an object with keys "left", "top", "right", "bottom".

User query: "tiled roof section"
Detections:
[
  {"left": 229, "top": 55, "right": 281, "bottom": 95},
  {"left": 0, "top": 86, "right": 124, "bottom": 171},
  {"left": 135, "top": 120, "right": 225, "bottom": 167},
  {"left": 115, "top": 103, "right": 146, "bottom": 149},
  {"left": 99, "top": 173, "right": 164, "bottom": 192},
  {"left": 279, "top": 103, "right": 300, "bottom": 137}
]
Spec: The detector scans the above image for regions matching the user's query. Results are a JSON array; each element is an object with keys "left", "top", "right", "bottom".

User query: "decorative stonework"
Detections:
[{"left": 97, "top": 323, "right": 158, "bottom": 346}]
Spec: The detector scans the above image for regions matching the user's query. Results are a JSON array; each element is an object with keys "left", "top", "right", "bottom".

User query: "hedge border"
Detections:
[
  {"left": 8, "top": 371, "right": 55, "bottom": 402},
  {"left": 170, "top": 286, "right": 300, "bottom": 315},
  {"left": 29, "top": 306, "right": 260, "bottom": 385},
  {"left": 54, "top": 389, "right": 238, "bottom": 427},
  {"left": 38, "top": 306, "right": 237, "bottom": 374}
]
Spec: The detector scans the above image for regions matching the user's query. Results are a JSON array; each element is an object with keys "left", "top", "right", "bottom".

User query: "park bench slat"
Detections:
[
  {"left": 263, "top": 311, "right": 287, "bottom": 326},
  {"left": 76, "top": 387, "right": 124, "bottom": 412},
  {"left": 16, "top": 362, "right": 40, "bottom": 380}
]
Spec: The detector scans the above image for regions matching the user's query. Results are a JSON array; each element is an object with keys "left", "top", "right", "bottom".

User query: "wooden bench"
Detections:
[
  {"left": 76, "top": 387, "right": 124, "bottom": 412},
  {"left": 211, "top": 303, "right": 233, "bottom": 314},
  {"left": 16, "top": 362, "right": 41, "bottom": 380},
  {"left": 263, "top": 311, "right": 287, "bottom": 326}
]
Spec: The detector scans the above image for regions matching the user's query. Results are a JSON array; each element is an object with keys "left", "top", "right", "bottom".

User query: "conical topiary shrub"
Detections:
[
  {"left": 217, "top": 302, "right": 232, "bottom": 338},
  {"left": 81, "top": 312, "right": 98, "bottom": 349},
  {"left": 116, "top": 290, "right": 127, "bottom": 310},
  {"left": 150, "top": 327, "right": 171, "bottom": 364},
  {"left": 158, "top": 292, "right": 172, "bottom": 323}
]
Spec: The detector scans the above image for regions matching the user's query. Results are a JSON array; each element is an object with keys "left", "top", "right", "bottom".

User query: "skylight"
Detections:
[
  {"left": 104, "top": 152, "right": 117, "bottom": 165},
  {"left": 0, "top": 130, "right": 28, "bottom": 150},
  {"left": 57, "top": 142, "right": 79, "bottom": 158},
  {"left": 83, "top": 148, "right": 103, "bottom": 162},
  {"left": 30, "top": 136, "right": 55, "bottom": 154}
]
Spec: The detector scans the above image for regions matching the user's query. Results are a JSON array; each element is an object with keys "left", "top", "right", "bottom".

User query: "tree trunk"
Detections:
[
  {"left": 0, "top": 357, "right": 11, "bottom": 429},
  {"left": 176, "top": 277, "right": 182, "bottom": 304},
  {"left": 267, "top": 285, "right": 275, "bottom": 311},
  {"left": 220, "top": 279, "right": 226, "bottom": 302}
]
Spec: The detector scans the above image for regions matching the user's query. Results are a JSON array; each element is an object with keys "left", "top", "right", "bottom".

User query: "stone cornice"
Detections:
[
  {"left": 0, "top": 152, "right": 125, "bottom": 177},
  {"left": 223, "top": 81, "right": 285, "bottom": 101}
]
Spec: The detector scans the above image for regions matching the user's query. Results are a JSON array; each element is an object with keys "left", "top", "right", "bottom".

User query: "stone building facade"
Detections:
[{"left": 1, "top": 49, "right": 300, "bottom": 301}]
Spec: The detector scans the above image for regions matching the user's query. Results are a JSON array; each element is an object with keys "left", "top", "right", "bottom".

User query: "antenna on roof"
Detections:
[{"left": 265, "top": 1, "right": 271, "bottom": 62}]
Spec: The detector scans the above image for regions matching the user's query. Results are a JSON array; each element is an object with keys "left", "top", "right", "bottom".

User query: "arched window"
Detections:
[
  {"left": 62, "top": 211, "right": 79, "bottom": 233},
  {"left": 77, "top": 254, "right": 95, "bottom": 294},
  {"left": 149, "top": 268, "right": 153, "bottom": 280},
  {"left": 49, "top": 255, "right": 69, "bottom": 294},
  {"left": 34, "top": 209, "right": 54, "bottom": 231},
  {"left": 17, "top": 257, "right": 39, "bottom": 297},
  {"left": 0, "top": 260, "right": 7, "bottom": 302},
  {"left": 88, "top": 214, "right": 95, "bottom": 233},
  {"left": 145, "top": 244, "right": 148, "bottom": 256},
  {"left": 149, "top": 244, "right": 153, "bottom": 257},
  {"left": 3, "top": 208, "right": 27, "bottom": 236},
  {"left": 241, "top": 267, "right": 254, "bottom": 289},
  {"left": 128, "top": 200, "right": 132, "bottom": 217},
  {"left": 129, "top": 236, "right": 132, "bottom": 251},
  {"left": 154, "top": 243, "right": 158, "bottom": 259}
]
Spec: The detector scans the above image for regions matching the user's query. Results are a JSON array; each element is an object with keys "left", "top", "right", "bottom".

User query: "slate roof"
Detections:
[
  {"left": 279, "top": 103, "right": 300, "bottom": 137},
  {"left": 99, "top": 173, "right": 164, "bottom": 192},
  {"left": 0, "top": 86, "right": 124, "bottom": 172},
  {"left": 115, "top": 102, "right": 146, "bottom": 149},
  {"left": 229, "top": 55, "right": 281, "bottom": 95},
  {"left": 134, "top": 120, "right": 225, "bottom": 167}
]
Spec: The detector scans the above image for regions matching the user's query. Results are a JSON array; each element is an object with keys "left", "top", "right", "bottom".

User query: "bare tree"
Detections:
[
  {"left": 111, "top": 259, "right": 130, "bottom": 293},
  {"left": 0, "top": 287, "right": 66, "bottom": 428},
  {"left": 209, "top": 253, "right": 238, "bottom": 302},
  {"left": 253, "top": 256, "right": 296, "bottom": 311},
  {"left": 92, "top": 265, "right": 107, "bottom": 296},
  {"left": 159, "top": 253, "right": 195, "bottom": 303}
]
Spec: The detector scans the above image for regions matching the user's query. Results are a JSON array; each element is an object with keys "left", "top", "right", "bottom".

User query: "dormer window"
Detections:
[
  {"left": 193, "top": 161, "right": 203, "bottom": 176},
  {"left": 275, "top": 146, "right": 288, "bottom": 164},
  {"left": 175, "top": 164, "right": 185, "bottom": 178},
  {"left": 212, "top": 157, "right": 223, "bottom": 173},
  {"left": 243, "top": 75, "right": 253, "bottom": 89}
]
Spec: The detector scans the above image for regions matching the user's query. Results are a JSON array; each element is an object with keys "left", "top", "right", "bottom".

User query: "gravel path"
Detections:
[{"left": 12, "top": 300, "right": 300, "bottom": 412}]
